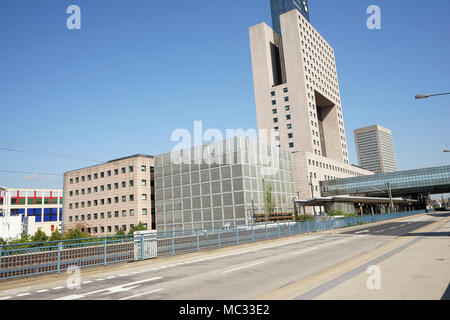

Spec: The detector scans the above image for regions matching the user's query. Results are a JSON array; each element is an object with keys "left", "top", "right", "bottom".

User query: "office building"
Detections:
[
  {"left": 0, "top": 188, "right": 63, "bottom": 236},
  {"left": 63, "top": 154, "right": 155, "bottom": 236},
  {"left": 154, "top": 137, "right": 296, "bottom": 232},
  {"left": 354, "top": 125, "right": 397, "bottom": 174},
  {"left": 249, "top": 4, "right": 372, "bottom": 207}
]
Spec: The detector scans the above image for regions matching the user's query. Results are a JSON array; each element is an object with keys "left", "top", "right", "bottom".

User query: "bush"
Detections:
[
  {"left": 296, "top": 215, "right": 315, "bottom": 222},
  {"left": 0, "top": 237, "right": 6, "bottom": 246},
  {"left": 327, "top": 209, "right": 357, "bottom": 217},
  {"left": 31, "top": 229, "right": 48, "bottom": 243},
  {"left": 64, "top": 227, "right": 91, "bottom": 240},
  {"left": 128, "top": 222, "right": 148, "bottom": 235},
  {"left": 50, "top": 229, "right": 62, "bottom": 241},
  {"left": 116, "top": 228, "right": 126, "bottom": 236}
]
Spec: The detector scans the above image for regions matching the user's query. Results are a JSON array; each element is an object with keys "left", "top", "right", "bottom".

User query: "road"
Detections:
[{"left": 0, "top": 212, "right": 448, "bottom": 300}]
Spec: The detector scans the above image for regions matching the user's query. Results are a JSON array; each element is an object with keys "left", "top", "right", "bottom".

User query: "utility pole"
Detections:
[
  {"left": 309, "top": 175, "right": 316, "bottom": 216},
  {"left": 387, "top": 182, "right": 394, "bottom": 213}
]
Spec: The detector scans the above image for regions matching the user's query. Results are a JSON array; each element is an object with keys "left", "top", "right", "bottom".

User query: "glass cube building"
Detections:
[{"left": 154, "top": 137, "right": 296, "bottom": 232}]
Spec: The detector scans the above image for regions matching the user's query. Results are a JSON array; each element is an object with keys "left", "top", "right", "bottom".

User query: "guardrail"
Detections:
[{"left": 0, "top": 209, "right": 430, "bottom": 282}]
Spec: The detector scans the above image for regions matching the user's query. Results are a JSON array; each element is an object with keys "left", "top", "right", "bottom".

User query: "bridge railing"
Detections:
[{"left": 0, "top": 209, "right": 431, "bottom": 282}]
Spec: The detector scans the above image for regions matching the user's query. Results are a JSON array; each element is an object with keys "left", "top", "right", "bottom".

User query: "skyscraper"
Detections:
[
  {"left": 270, "top": 0, "right": 310, "bottom": 36},
  {"left": 354, "top": 125, "right": 398, "bottom": 174},
  {"left": 249, "top": 3, "right": 372, "bottom": 206}
]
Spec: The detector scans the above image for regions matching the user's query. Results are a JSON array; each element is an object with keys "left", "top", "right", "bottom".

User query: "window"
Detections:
[
  {"left": 101, "top": 212, "right": 105, "bottom": 219},
  {"left": 107, "top": 184, "right": 112, "bottom": 190},
  {"left": 289, "top": 142, "right": 294, "bottom": 148},
  {"left": 81, "top": 176, "right": 85, "bottom": 182},
  {"left": 142, "top": 209, "right": 148, "bottom": 215},
  {"left": 141, "top": 180, "right": 147, "bottom": 186},
  {"left": 122, "top": 196, "right": 126, "bottom": 202},
  {"left": 130, "top": 209, "right": 135, "bottom": 216},
  {"left": 283, "top": 87, "right": 288, "bottom": 93},
  {"left": 270, "top": 91, "right": 275, "bottom": 96},
  {"left": 285, "top": 105, "right": 290, "bottom": 111},
  {"left": 94, "top": 213, "right": 98, "bottom": 220},
  {"left": 272, "top": 100, "right": 276, "bottom": 105},
  {"left": 87, "top": 188, "right": 91, "bottom": 194},
  {"left": 274, "top": 127, "right": 279, "bottom": 132},
  {"left": 121, "top": 167, "right": 126, "bottom": 174},
  {"left": 122, "top": 181, "right": 126, "bottom": 188},
  {"left": 88, "top": 175, "right": 91, "bottom": 181},
  {"left": 273, "top": 118, "right": 278, "bottom": 123},
  {"left": 272, "top": 109, "right": 277, "bottom": 114},
  {"left": 129, "top": 180, "right": 134, "bottom": 187},
  {"left": 94, "top": 173, "right": 98, "bottom": 179},
  {"left": 107, "top": 170, "right": 111, "bottom": 177},
  {"left": 114, "top": 197, "right": 119, "bottom": 203},
  {"left": 286, "top": 115, "right": 291, "bottom": 120},
  {"left": 114, "top": 211, "right": 119, "bottom": 218},
  {"left": 101, "top": 172, "right": 104, "bottom": 178},
  {"left": 288, "top": 133, "right": 293, "bottom": 139},
  {"left": 114, "top": 183, "right": 119, "bottom": 189},
  {"left": 122, "top": 210, "right": 126, "bottom": 217},
  {"left": 130, "top": 195, "right": 134, "bottom": 201},
  {"left": 69, "top": 216, "right": 73, "bottom": 222},
  {"left": 142, "top": 194, "right": 147, "bottom": 200},
  {"left": 114, "top": 169, "right": 119, "bottom": 175},
  {"left": 287, "top": 124, "right": 292, "bottom": 130},
  {"left": 70, "top": 178, "right": 73, "bottom": 184},
  {"left": 101, "top": 185, "right": 105, "bottom": 192},
  {"left": 87, "top": 214, "right": 91, "bottom": 220},
  {"left": 284, "top": 97, "right": 289, "bottom": 102},
  {"left": 141, "top": 165, "right": 146, "bottom": 172},
  {"left": 129, "top": 166, "right": 134, "bottom": 172},
  {"left": 94, "top": 186, "right": 98, "bottom": 193}
]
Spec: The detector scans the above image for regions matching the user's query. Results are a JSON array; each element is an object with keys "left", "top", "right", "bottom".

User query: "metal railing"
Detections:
[{"left": 0, "top": 209, "right": 430, "bottom": 281}]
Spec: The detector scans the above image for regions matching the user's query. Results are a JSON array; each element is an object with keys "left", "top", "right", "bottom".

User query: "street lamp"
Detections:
[{"left": 415, "top": 92, "right": 450, "bottom": 99}]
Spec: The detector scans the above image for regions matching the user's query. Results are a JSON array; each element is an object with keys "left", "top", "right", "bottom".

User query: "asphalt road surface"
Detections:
[{"left": 0, "top": 212, "right": 448, "bottom": 300}]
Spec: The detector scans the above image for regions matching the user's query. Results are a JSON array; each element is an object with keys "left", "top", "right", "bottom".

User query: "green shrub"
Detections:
[
  {"left": 296, "top": 215, "right": 315, "bottom": 222},
  {"left": 128, "top": 222, "right": 148, "bottom": 235}
]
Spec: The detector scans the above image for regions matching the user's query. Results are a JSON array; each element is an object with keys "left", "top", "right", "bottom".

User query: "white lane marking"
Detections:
[
  {"left": 119, "top": 288, "right": 164, "bottom": 301},
  {"left": 55, "top": 277, "right": 162, "bottom": 300},
  {"left": 355, "top": 230, "right": 369, "bottom": 234},
  {"left": 17, "top": 293, "right": 31, "bottom": 297},
  {"left": 130, "top": 271, "right": 141, "bottom": 274},
  {"left": 95, "top": 278, "right": 105, "bottom": 281},
  {"left": 106, "top": 276, "right": 117, "bottom": 279},
  {"left": 36, "top": 289, "right": 49, "bottom": 293},
  {"left": 400, "top": 224, "right": 406, "bottom": 227},
  {"left": 223, "top": 261, "right": 265, "bottom": 274},
  {"left": 119, "top": 274, "right": 129, "bottom": 277},
  {"left": 292, "top": 235, "right": 365, "bottom": 255},
  {"left": 0, "top": 296, "right": 12, "bottom": 300},
  {"left": 82, "top": 281, "right": 93, "bottom": 284},
  {"left": 52, "top": 287, "right": 64, "bottom": 290},
  {"left": 390, "top": 227, "right": 397, "bottom": 230}
]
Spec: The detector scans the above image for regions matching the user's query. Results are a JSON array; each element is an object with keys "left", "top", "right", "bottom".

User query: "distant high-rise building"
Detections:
[
  {"left": 271, "top": 0, "right": 310, "bottom": 36},
  {"left": 354, "top": 125, "right": 398, "bottom": 174},
  {"left": 249, "top": 3, "right": 373, "bottom": 207}
]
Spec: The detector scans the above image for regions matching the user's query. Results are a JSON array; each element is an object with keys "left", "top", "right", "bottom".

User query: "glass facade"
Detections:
[
  {"left": 321, "top": 165, "right": 450, "bottom": 197},
  {"left": 154, "top": 137, "right": 296, "bottom": 232},
  {"left": 271, "top": 0, "right": 310, "bottom": 35}
]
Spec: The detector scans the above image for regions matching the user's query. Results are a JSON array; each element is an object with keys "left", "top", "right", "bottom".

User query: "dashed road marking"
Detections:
[
  {"left": 223, "top": 261, "right": 265, "bottom": 274},
  {"left": 36, "top": 289, "right": 49, "bottom": 293},
  {"left": 119, "top": 288, "right": 163, "bottom": 300},
  {"left": 0, "top": 296, "right": 12, "bottom": 300},
  {"left": 16, "top": 293, "right": 31, "bottom": 297},
  {"left": 52, "top": 287, "right": 64, "bottom": 290}
]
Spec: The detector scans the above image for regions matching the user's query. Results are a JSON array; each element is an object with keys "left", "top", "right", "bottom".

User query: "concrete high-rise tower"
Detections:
[
  {"left": 354, "top": 125, "right": 398, "bottom": 174},
  {"left": 249, "top": 3, "right": 372, "bottom": 204}
]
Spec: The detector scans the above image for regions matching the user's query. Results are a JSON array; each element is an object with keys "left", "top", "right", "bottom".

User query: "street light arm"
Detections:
[{"left": 415, "top": 92, "right": 450, "bottom": 99}]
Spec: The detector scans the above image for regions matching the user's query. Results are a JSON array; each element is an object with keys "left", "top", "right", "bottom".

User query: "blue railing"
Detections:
[{"left": 0, "top": 209, "right": 430, "bottom": 281}]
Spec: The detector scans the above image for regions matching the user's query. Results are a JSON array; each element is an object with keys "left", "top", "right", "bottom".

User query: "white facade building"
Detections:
[{"left": 249, "top": 8, "right": 373, "bottom": 209}]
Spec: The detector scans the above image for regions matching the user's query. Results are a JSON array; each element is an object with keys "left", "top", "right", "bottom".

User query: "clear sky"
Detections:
[{"left": 0, "top": 0, "right": 449, "bottom": 190}]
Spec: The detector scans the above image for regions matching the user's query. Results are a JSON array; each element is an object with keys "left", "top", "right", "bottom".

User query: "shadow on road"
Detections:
[{"left": 427, "top": 212, "right": 450, "bottom": 218}]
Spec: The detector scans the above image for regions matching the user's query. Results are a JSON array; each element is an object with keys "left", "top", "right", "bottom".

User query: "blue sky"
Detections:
[{"left": 0, "top": 0, "right": 449, "bottom": 190}]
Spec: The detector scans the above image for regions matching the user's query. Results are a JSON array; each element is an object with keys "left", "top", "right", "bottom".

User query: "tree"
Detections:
[
  {"left": 0, "top": 237, "right": 6, "bottom": 246},
  {"left": 50, "top": 229, "right": 62, "bottom": 241},
  {"left": 264, "top": 183, "right": 276, "bottom": 222},
  {"left": 128, "top": 222, "right": 148, "bottom": 235},
  {"left": 31, "top": 229, "right": 48, "bottom": 243},
  {"left": 8, "top": 234, "right": 31, "bottom": 245},
  {"left": 64, "top": 227, "right": 90, "bottom": 240},
  {"left": 116, "top": 228, "right": 126, "bottom": 236}
]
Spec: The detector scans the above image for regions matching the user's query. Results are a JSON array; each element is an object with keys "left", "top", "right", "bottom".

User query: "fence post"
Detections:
[
  {"left": 265, "top": 223, "right": 268, "bottom": 240},
  {"left": 104, "top": 237, "right": 107, "bottom": 266},
  {"left": 288, "top": 222, "right": 291, "bottom": 236},
  {"left": 298, "top": 222, "right": 301, "bottom": 234},
  {"left": 236, "top": 227, "right": 239, "bottom": 245},
  {"left": 0, "top": 246, "right": 2, "bottom": 278},
  {"left": 141, "top": 234, "right": 145, "bottom": 261},
  {"left": 218, "top": 228, "right": 221, "bottom": 248},
  {"left": 277, "top": 222, "right": 281, "bottom": 238},
  {"left": 196, "top": 230, "right": 200, "bottom": 252},
  {"left": 252, "top": 224, "right": 255, "bottom": 242},
  {"left": 57, "top": 241, "right": 62, "bottom": 274},
  {"left": 171, "top": 231, "right": 175, "bottom": 256}
]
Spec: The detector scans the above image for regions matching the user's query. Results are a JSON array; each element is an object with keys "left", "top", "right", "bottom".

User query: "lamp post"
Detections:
[
  {"left": 368, "top": 183, "right": 394, "bottom": 213},
  {"left": 415, "top": 92, "right": 450, "bottom": 100}
]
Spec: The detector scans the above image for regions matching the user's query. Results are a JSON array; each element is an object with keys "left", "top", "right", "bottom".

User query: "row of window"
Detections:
[
  {"left": 68, "top": 208, "right": 152, "bottom": 222},
  {"left": 69, "top": 179, "right": 152, "bottom": 196},
  {"left": 68, "top": 194, "right": 154, "bottom": 209},
  {"left": 69, "top": 166, "right": 153, "bottom": 184},
  {"left": 80, "top": 223, "right": 148, "bottom": 235}
]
